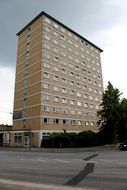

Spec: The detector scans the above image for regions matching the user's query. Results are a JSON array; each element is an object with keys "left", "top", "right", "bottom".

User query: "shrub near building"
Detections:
[{"left": 41, "top": 131, "right": 99, "bottom": 148}]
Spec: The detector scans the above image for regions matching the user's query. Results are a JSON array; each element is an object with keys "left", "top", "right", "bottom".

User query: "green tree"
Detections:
[
  {"left": 98, "top": 82, "right": 122, "bottom": 144},
  {"left": 117, "top": 98, "right": 127, "bottom": 141}
]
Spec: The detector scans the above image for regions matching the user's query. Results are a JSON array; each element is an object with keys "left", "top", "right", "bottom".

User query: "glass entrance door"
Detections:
[{"left": 24, "top": 136, "right": 30, "bottom": 147}]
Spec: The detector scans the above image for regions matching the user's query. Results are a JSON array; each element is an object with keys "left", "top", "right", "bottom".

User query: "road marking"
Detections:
[
  {"left": 0, "top": 178, "right": 87, "bottom": 190},
  {"left": 54, "top": 159, "right": 70, "bottom": 163},
  {"left": 95, "top": 171, "right": 127, "bottom": 175},
  {"left": 84, "top": 154, "right": 98, "bottom": 161},
  {"left": 37, "top": 158, "right": 46, "bottom": 162},
  {"left": 64, "top": 162, "right": 95, "bottom": 186}
]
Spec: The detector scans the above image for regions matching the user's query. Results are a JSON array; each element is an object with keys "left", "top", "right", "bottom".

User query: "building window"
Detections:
[
  {"left": 75, "top": 44, "right": 79, "bottom": 48},
  {"left": 61, "top": 52, "right": 66, "bottom": 57},
  {"left": 84, "top": 94, "right": 87, "bottom": 98},
  {"left": 62, "top": 69, "right": 66, "bottom": 74},
  {"left": 26, "top": 51, "right": 29, "bottom": 56},
  {"left": 53, "top": 86, "right": 59, "bottom": 91},
  {"left": 89, "top": 96, "right": 93, "bottom": 100},
  {"left": 82, "top": 69, "right": 86, "bottom": 74},
  {"left": 61, "top": 27, "right": 65, "bottom": 33},
  {"left": 70, "top": 100, "right": 75, "bottom": 105},
  {"left": 53, "top": 48, "right": 59, "bottom": 53},
  {"left": 61, "top": 35, "right": 65, "bottom": 40},
  {"left": 70, "top": 110, "right": 76, "bottom": 115},
  {"left": 77, "top": 101, "right": 82, "bottom": 106},
  {"left": 74, "top": 36, "right": 78, "bottom": 41},
  {"left": 76, "top": 66, "right": 80, "bottom": 71},
  {"left": 44, "top": 52, "right": 50, "bottom": 59},
  {"left": 61, "top": 43, "right": 66, "bottom": 48},
  {"left": 62, "top": 109, "right": 68, "bottom": 114},
  {"left": 77, "top": 92, "right": 81, "bottom": 97},
  {"left": 69, "top": 72, "right": 73, "bottom": 77},
  {"left": 68, "top": 47, "right": 72, "bottom": 52},
  {"left": 91, "top": 121, "right": 94, "bottom": 126},
  {"left": 61, "top": 60, "right": 66, "bottom": 65},
  {"left": 45, "top": 26, "right": 51, "bottom": 32},
  {"left": 54, "top": 119, "right": 59, "bottom": 124},
  {"left": 14, "top": 133, "right": 22, "bottom": 144},
  {"left": 75, "top": 59, "right": 79, "bottom": 63},
  {"left": 78, "top": 121, "right": 82, "bottom": 126},
  {"left": 70, "top": 81, "right": 74, "bottom": 86},
  {"left": 78, "top": 111, "right": 82, "bottom": 115},
  {"left": 54, "top": 56, "right": 59, "bottom": 62},
  {"left": 68, "top": 40, "right": 72, "bottom": 44},
  {"left": 62, "top": 88, "right": 67, "bottom": 93},
  {"left": 44, "top": 118, "right": 50, "bottom": 123},
  {"left": 43, "top": 106, "right": 50, "bottom": 112},
  {"left": 89, "top": 87, "right": 93, "bottom": 92},
  {"left": 62, "top": 98, "right": 67, "bottom": 104},
  {"left": 53, "top": 23, "right": 58, "bottom": 28},
  {"left": 95, "top": 97, "right": 99, "bottom": 101},
  {"left": 43, "top": 72, "right": 50, "bottom": 78},
  {"left": 53, "top": 107, "right": 59, "bottom": 113},
  {"left": 43, "top": 94, "right": 50, "bottom": 100},
  {"left": 62, "top": 78, "right": 67, "bottom": 84},
  {"left": 53, "top": 39, "right": 58, "bottom": 44},
  {"left": 84, "top": 103, "right": 88, "bottom": 107},
  {"left": 44, "top": 35, "right": 50, "bottom": 41},
  {"left": 77, "top": 83, "right": 81, "bottom": 88},
  {"left": 68, "top": 32, "right": 72, "bottom": 37},
  {"left": 63, "top": 119, "right": 68, "bottom": 125},
  {"left": 44, "top": 43, "right": 50, "bottom": 49},
  {"left": 53, "top": 66, "right": 59, "bottom": 72},
  {"left": 53, "top": 31, "right": 59, "bottom": 37},
  {"left": 85, "top": 121, "right": 89, "bottom": 126},
  {"left": 45, "top": 18, "right": 51, "bottom": 24},
  {"left": 69, "top": 64, "right": 74, "bottom": 69},
  {"left": 70, "top": 90, "right": 74, "bottom": 95},
  {"left": 90, "top": 104, "right": 94, "bottom": 108},
  {"left": 44, "top": 62, "right": 50, "bottom": 68},
  {"left": 71, "top": 120, "right": 76, "bottom": 125},
  {"left": 83, "top": 85, "right": 87, "bottom": 90},
  {"left": 53, "top": 75, "right": 59, "bottom": 81},
  {"left": 43, "top": 83, "right": 50, "bottom": 89},
  {"left": 53, "top": 96, "right": 59, "bottom": 102}
]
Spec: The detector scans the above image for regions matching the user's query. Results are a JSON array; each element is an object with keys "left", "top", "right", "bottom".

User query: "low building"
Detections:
[{"left": 0, "top": 125, "right": 12, "bottom": 146}]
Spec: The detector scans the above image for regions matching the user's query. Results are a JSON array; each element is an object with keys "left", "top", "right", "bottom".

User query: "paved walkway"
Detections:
[{"left": 0, "top": 145, "right": 118, "bottom": 153}]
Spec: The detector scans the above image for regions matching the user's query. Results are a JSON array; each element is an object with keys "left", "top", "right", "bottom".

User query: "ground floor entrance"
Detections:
[{"left": 24, "top": 136, "right": 30, "bottom": 147}]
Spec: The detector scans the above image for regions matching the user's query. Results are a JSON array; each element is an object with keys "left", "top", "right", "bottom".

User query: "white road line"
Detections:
[
  {"left": 54, "top": 159, "right": 70, "bottom": 163},
  {"left": 95, "top": 171, "right": 127, "bottom": 175},
  {"left": 0, "top": 178, "right": 88, "bottom": 190},
  {"left": 37, "top": 158, "right": 46, "bottom": 162}
]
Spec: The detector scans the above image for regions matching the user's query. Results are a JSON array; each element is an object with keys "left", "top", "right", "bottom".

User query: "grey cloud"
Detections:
[{"left": 0, "top": 0, "right": 127, "bottom": 68}]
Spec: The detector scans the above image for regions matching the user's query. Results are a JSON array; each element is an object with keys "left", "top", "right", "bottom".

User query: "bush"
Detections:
[{"left": 41, "top": 130, "right": 100, "bottom": 148}]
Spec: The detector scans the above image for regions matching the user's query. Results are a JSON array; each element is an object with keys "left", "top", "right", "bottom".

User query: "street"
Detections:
[{"left": 0, "top": 147, "right": 127, "bottom": 189}]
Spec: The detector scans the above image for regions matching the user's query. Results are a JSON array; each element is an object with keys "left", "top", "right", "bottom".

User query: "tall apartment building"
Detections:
[{"left": 12, "top": 11, "right": 103, "bottom": 147}]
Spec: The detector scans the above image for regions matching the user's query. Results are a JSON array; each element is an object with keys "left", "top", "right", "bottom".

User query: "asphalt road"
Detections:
[{"left": 0, "top": 147, "right": 127, "bottom": 190}]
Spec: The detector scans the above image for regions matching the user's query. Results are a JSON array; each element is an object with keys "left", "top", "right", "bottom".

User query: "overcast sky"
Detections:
[{"left": 0, "top": 0, "right": 127, "bottom": 124}]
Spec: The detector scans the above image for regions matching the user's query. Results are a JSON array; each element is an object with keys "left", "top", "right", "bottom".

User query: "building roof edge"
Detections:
[{"left": 16, "top": 11, "right": 103, "bottom": 52}]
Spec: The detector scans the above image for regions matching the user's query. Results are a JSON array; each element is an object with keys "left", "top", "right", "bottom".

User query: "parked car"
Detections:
[{"left": 119, "top": 139, "right": 127, "bottom": 150}]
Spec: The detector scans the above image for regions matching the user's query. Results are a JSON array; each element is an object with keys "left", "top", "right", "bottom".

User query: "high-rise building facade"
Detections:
[{"left": 12, "top": 12, "right": 103, "bottom": 147}]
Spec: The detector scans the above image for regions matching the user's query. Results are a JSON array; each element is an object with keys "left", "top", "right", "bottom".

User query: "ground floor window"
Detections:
[{"left": 14, "top": 133, "right": 22, "bottom": 144}]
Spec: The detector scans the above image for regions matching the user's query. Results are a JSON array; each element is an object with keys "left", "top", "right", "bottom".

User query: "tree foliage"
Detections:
[{"left": 98, "top": 81, "right": 127, "bottom": 143}]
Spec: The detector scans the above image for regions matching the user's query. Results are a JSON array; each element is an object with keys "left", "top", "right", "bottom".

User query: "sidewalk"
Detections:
[
  {"left": 0, "top": 145, "right": 118, "bottom": 153},
  {"left": 0, "top": 178, "right": 97, "bottom": 190}
]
